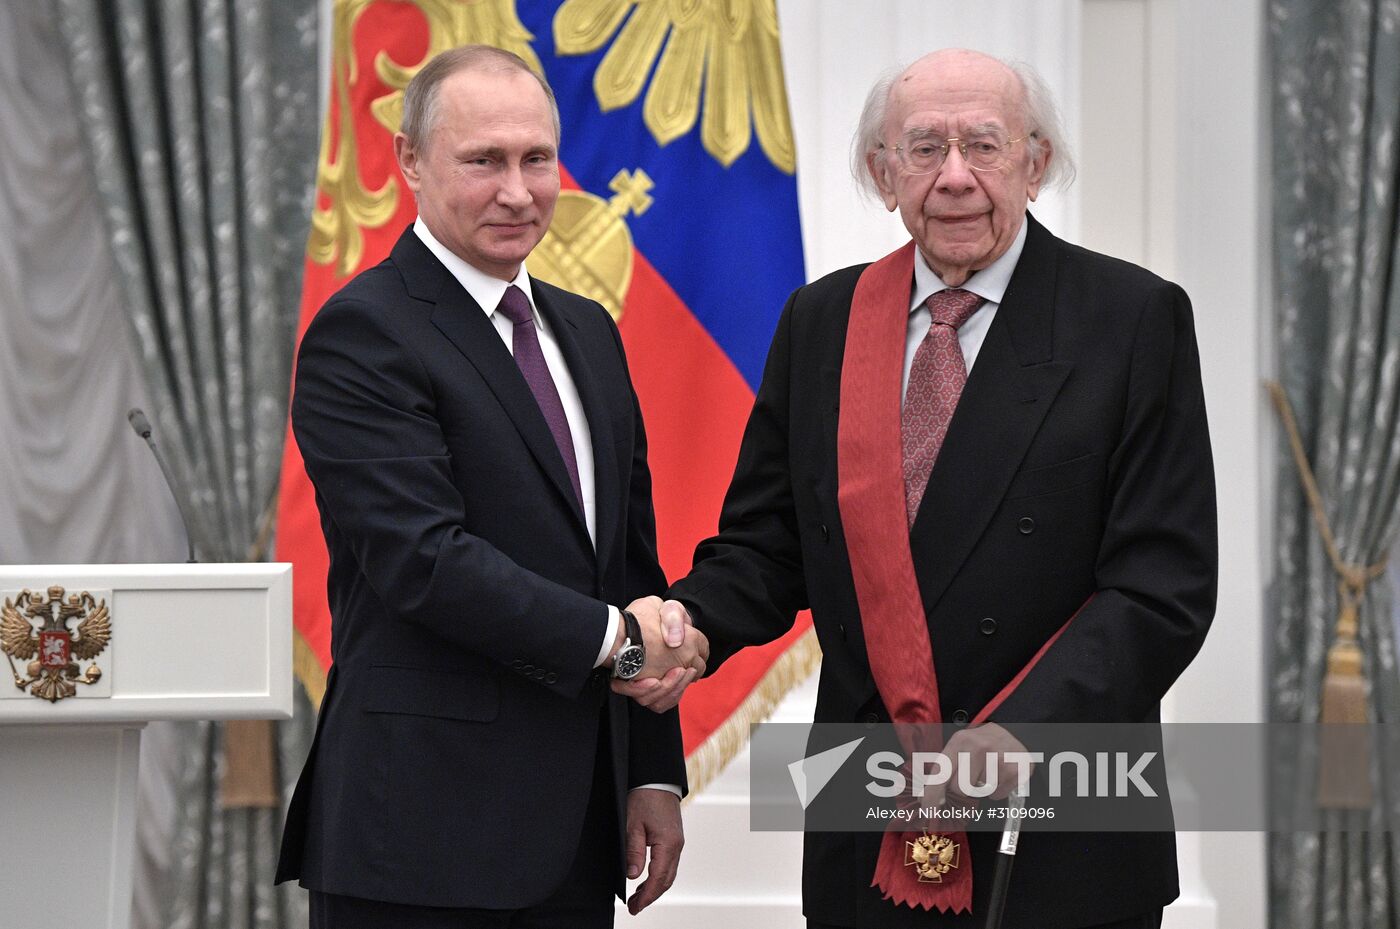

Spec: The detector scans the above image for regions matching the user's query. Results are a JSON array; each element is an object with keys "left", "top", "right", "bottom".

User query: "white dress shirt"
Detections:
[{"left": 902, "top": 218, "right": 1029, "bottom": 400}]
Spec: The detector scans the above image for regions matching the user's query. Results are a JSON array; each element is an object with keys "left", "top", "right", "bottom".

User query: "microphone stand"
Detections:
[{"left": 127, "top": 408, "right": 198, "bottom": 563}]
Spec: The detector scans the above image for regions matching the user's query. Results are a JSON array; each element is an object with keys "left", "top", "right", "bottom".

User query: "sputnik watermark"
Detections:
[
  {"left": 752, "top": 722, "right": 1390, "bottom": 832},
  {"left": 865, "top": 750, "right": 1159, "bottom": 800}
]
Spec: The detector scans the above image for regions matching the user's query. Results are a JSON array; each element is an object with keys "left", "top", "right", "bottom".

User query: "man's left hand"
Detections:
[
  {"left": 937, "top": 722, "right": 1034, "bottom": 804},
  {"left": 624, "top": 787, "right": 684, "bottom": 915}
]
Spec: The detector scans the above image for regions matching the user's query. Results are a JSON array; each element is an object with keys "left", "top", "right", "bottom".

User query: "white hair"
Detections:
[{"left": 849, "top": 54, "right": 1076, "bottom": 201}]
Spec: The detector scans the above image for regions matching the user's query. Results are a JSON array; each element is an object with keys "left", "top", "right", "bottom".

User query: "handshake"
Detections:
[{"left": 608, "top": 596, "right": 707, "bottom": 713}]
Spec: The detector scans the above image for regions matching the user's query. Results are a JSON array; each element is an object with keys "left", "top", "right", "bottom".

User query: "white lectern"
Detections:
[{"left": 0, "top": 563, "right": 293, "bottom": 929}]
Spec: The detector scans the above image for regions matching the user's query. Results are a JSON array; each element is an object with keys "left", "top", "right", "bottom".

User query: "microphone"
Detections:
[
  {"left": 127, "top": 408, "right": 153, "bottom": 439},
  {"left": 128, "top": 408, "right": 198, "bottom": 563}
]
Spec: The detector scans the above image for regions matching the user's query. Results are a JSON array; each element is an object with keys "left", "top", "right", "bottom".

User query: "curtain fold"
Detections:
[
  {"left": 1270, "top": 1, "right": 1400, "bottom": 926},
  {"left": 51, "top": 2, "right": 321, "bottom": 927}
]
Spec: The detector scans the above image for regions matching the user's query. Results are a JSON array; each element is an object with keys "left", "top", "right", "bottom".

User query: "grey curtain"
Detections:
[
  {"left": 51, "top": 2, "right": 320, "bottom": 927},
  {"left": 1270, "top": 2, "right": 1400, "bottom": 927},
  {"left": 0, "top": 1, "right": 185, "bottom": 567}
]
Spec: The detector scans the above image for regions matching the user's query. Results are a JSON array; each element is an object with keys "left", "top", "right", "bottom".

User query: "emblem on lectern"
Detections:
[{"left": 1, "top": 587, "right": 111, "bottom": 702}]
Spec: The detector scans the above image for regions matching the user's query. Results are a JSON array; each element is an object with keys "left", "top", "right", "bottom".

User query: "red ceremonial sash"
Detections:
[{"left": 835, "top": 242, "right": 1081, "bottom": 913}]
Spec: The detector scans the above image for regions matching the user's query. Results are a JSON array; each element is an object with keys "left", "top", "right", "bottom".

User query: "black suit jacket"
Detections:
[
  {"left": 670, "top": 216, "right": 1217, "bottom": 928},
  {"left": 276, "top": 227, "right": 685, "bottom": 908}
]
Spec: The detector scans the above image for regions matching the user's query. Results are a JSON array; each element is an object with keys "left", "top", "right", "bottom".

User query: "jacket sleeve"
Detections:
[{"left": 292, "top": 296, "right": 609, "bottom": 697}]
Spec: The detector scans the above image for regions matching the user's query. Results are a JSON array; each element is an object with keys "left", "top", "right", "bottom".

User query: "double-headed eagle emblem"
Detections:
[
  {"left": 2, "top": 587, "right": 111, "bottom": 702},
  {"left": 905, "top": 832, "right": 961, "bottom": 883}
]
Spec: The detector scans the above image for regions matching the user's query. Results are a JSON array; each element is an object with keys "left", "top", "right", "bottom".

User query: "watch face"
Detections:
[{"left": 614, "top": 644, "right": 646, "bottom": 680}]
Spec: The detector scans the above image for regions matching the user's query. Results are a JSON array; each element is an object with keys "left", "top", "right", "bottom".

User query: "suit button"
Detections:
[
  {"left": 952, "top": 709, "right": 969, "bottom": 726},
  {"left": 511, "top": 659, "right": 523, "bottom": 669},
  {"left": 545, "top": 672, "right": 557, "bottom": 684},
  {"left": 522, "top": 664, "right": 534, "bottom": 675},
  {"left": 820, "top": 524, "right": 830, "bottom": 542},
  {"left": 862, "top": 713, "right": 880, "bottom": 729},
  {"left": 1017, "top": 517, "right": 1035, "bottom": 534},
  {"left": 980, "top": 617, "right": 997, "bottom": 636},
  {"left": 534, "top": 669, "right": 546, "bottom": 681}
]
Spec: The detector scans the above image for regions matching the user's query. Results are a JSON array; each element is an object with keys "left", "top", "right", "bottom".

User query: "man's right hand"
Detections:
[{"left": 612, "top": 596, "right": 708, "bottom": 712}]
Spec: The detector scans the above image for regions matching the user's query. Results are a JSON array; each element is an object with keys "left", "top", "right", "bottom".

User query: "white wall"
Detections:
[{"left": 1161, "top": 0, "right": 1269, "bottom": 925}]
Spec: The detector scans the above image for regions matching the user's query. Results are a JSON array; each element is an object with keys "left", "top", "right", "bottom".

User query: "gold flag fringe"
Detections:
[
  {"left": 683, "top": 627, "right": 823, "bottom": 801},
  {"left": 295, "top": 630, "right": 329, "bottom": 710}
]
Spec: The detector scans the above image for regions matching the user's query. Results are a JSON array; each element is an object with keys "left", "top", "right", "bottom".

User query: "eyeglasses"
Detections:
[{"left": 887, "top": 131, "right": 1027, "bottom": 174}]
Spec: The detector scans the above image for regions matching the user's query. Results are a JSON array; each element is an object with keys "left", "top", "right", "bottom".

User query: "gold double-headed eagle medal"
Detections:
[{"left": 904, "top": 832, "right": 961, "bottom": 883}]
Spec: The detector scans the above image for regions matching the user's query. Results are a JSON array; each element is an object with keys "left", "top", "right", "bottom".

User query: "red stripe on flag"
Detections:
[{"left": 617, "top": 251, "right": 750, "bottom": 579}]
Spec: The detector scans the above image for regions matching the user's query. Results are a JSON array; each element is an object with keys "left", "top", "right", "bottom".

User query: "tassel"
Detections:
[
  {"left": 1265, "top": 382, "right": 1381, "bottom": 811},
  {"left": 1316, "top": 597, "right": 1371, "bottom": 809}
]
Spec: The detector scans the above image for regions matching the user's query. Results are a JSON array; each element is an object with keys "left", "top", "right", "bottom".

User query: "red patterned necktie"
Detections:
[{"left": 901, "top": 288, "right": 982, "bottom": 526}]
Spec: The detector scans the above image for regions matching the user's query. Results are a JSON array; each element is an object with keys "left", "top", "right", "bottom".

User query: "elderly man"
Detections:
[
  {"left": 275, "top": 45, "right": 708, "bottom": 928},
  {"left": 624, "top": 48, "right": 1217, "bottom": 928}
]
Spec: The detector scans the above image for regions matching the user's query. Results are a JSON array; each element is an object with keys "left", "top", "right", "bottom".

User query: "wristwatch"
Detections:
[{"left": 611, "top": 609, "right": 647, "bottom": 680}]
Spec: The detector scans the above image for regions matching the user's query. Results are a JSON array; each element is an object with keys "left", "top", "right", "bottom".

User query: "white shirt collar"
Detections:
[
  {"left": 413, "top": 217, "right": 539, "bottom": 327},
  {"left": 910, "top": 217, "right": 1029, "bottom": 314}
]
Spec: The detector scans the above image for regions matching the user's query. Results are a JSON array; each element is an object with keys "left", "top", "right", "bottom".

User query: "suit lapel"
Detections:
[
  {"left": 393, "top": 231, "right": 592, "bottom": 544},
  {"left": 907, "top": 216, "right": 1072, "bottom": 614},
  {"left": 534, "top": 280, "right": 620, "bottom": 573}
]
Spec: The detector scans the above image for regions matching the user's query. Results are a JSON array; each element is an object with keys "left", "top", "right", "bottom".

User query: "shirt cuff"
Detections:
[
  {"left": 594, "top": 605, "right": 621, "bottom": 669},
  {"left": 631, "top": 783, "right": 683, "bottom": 799}
]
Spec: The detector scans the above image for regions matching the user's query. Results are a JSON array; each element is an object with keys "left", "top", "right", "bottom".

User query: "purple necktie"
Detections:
[{"left": 497, "top": 285, "right": 584, "bottom": 509}]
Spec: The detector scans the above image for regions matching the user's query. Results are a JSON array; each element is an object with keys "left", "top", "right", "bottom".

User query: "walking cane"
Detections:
[{"left": 983, "top": 784, "right": 1028, "bottom": 929}]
